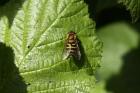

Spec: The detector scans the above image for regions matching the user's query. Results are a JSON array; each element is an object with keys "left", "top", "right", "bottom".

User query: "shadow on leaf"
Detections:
[
  {"left": 69, "top": 38, "right": 94, "bottom": 75},
  {"left": 0, "top": 42, "right": 27, "bottom": 93},
  {"left": 0, "top": 0, "right": 25, "bottom": 28}
]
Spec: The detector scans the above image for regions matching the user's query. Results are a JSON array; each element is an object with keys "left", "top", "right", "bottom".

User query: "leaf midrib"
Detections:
[{"left": 19, "top": 1, "right": 73, "bottom": 66}]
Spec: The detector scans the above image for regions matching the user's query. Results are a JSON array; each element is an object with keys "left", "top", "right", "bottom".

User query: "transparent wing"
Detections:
[
  {"left": 62, "top": 45, "right": 70, "bottom": 60},
  {"left": 63, "top": 50, "right": 71, "bottom": 60},
  {"left": 73, "top": 44, "right": 81, "bottom": 61}
]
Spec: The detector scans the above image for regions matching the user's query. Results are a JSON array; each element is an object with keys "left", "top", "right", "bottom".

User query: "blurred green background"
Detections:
[{"left": 85, "top": 0, "right": 140, "bottom": 93}]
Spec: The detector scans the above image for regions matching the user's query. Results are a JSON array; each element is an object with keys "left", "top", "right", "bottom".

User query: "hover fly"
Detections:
[{"left": 63, "top": 31, "right": 81, "bottom": 60}]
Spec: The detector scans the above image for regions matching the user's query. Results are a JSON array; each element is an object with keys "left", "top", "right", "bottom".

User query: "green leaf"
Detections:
[
  {"left": 118, "top": 0, "right": 140, "bottom": 22},
  {"left": 91, "top": 81, "right": 107, "bottom": 93},
  {"left": 0, "top": 0, "right": 102, "bottom": 92},
  {"left": 95, "top": 22, "right": 139, "bottom": 93},
  {"left": 98, "top": 22, "right": 139, "bottom": 80}
]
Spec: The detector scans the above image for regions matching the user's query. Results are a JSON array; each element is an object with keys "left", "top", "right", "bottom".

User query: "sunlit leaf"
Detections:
[{"left": 0, "top": 0, "right": 102, "bottom": 92}]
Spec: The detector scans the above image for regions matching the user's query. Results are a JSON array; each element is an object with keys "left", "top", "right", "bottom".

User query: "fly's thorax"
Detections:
[
  {"left": 67, "top": 33, "right": 77, "bottom": 46},
  {"left": 66, "top": 33, "right": 78, "bottom": 50},
  {"left": 67, "top": 32, "right": 76, "bottom": 41}
]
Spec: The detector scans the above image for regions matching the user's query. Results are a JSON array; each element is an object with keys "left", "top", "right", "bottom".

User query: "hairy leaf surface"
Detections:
[{"left": 0, "top": 0, "right": 102, "bottom": 92}]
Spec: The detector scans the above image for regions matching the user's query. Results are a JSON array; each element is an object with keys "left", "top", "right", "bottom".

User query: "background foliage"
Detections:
[{"left": 85, "top": 0, "right": 140, "bottom": 93}]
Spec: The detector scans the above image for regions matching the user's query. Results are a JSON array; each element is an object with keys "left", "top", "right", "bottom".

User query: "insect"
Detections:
[{"left": 63, "top": 31, "right": 81, "bottom": 60}]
